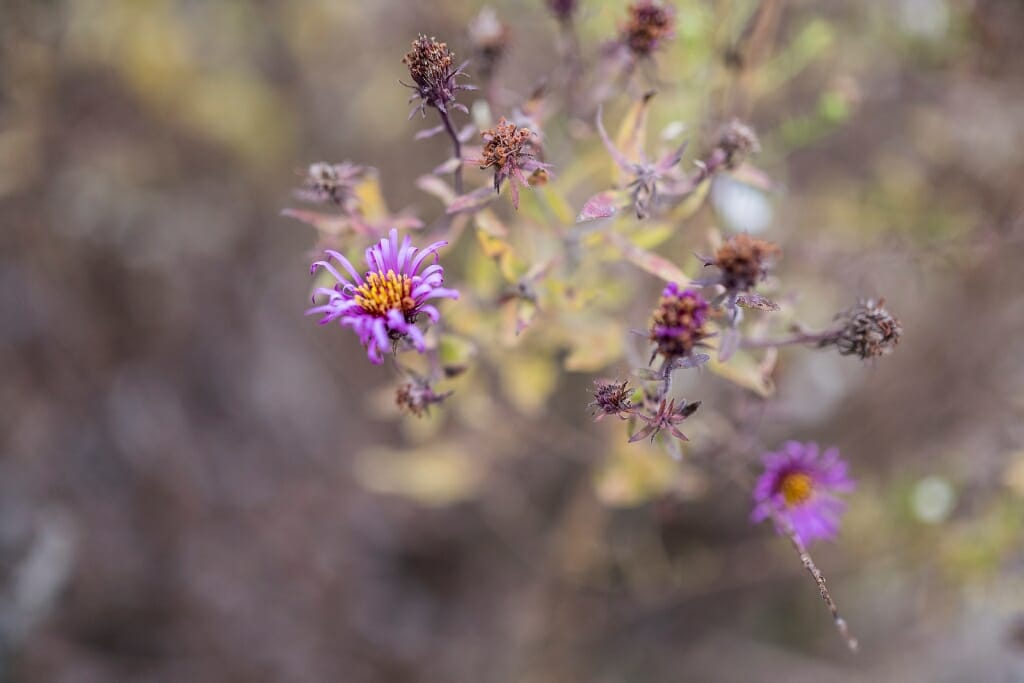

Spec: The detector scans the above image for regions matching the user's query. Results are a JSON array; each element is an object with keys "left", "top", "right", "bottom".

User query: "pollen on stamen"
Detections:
[{"left": 780, "top": 472, "right": 814, "bottom": 506}]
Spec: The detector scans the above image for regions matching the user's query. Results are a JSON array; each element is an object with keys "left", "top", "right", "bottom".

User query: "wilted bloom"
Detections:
[
  {"left": 712, "top": 119, "right": 761, "bottom": 170},
  {"left": 307, "top": 229, "right": 459, "bottom": 364},
  {"left": 595, "top": 101, "right": 689, "bottom": 219},
  {"left": 649, "top": 283, "right": 710, "bottom": 362},
  {"left": 402, "top": 35, "right": 474, "bottom": 117},
  {"left": 473, "top": 117, "right": 550, "bottom": 209},
  {"left": 396, "top": 379, "right": 452, "bottom": 417},
  {"left": 826, "top": 298, "right": 902, "bottom": 360},
  {"left": 751, "top": 441, "right": 854, "bottom": 545},
  {"left": 620, "top": 0, "right": 675, "bottom": 59},
  {"left": 701, "top": 234, "right": 781, "bottom": 295},
  {"left": 629, "top": 397, "right": 699, "bottom": 443},
  {"left": 468, "top": 7, "right": 509, "bottom": 82},
  {"left": 296, "top": 161, "right": 367, "bottom": 207},
  {"left": 590, "top": 379, "right": 635, "bottom": 420}
]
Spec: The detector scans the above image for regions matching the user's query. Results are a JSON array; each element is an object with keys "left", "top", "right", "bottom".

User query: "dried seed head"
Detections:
[
  {"left": 713, "top": 234, "right": 781, "bottom": 293},
  {"left": 650, "top": 283, "right": 710, "bottom": 361},
  {"left": 396, "top": 380, "right": 452, "bottom": 417},
  {"left": 829, "top": 299, "right": 902, "bottom": 360},
  {"left": 715, "top": 119, "right": 761, "bottom": 169},
  {"left": 403, "top": 35, "right": 454, "bottom": 89},
  {"left": 590, "top": 379, "right": 634, "bottom": 420},
  {"left": 480, "top": 118, "right": 533, "bottom": 171},
  {"left": 402, "top": 35, "right": 472, "bottom": 115},
  {"left": 621, "top": 1, "right": 676, "bottom": 58}
]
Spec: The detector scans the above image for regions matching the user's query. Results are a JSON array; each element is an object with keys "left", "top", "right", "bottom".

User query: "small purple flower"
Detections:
[
  {"left": 751, "top": 441, "right": 855, "bottom": 545},
  {"left": 307, "top": 229, "right": 459, "bottom": 364},
  {"left": 650, "top": 283, "right": 711, "bottom": 363}
]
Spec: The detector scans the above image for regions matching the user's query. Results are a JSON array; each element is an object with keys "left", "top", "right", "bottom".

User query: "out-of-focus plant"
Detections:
[{"left": 286, "top": 1, "right": 905, "bottom": 653}]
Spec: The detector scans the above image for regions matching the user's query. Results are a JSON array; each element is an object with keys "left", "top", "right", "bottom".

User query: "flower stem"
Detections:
[
  {"left": 773, "top": 508, "right": 859, "bottom": 652},
  {"left": 438, "top": 109, "right": 463, "bottom": 195},
  {"left": 739, "top": 329, "right": 837, "bottom": 350}
]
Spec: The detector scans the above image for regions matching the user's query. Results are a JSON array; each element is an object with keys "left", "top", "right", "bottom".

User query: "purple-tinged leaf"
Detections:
[
  {"left": 606, "top": 232, "right": 689, "bottom": 284},
  {"left": 736, "top": 293, "right": 781, "bottom": 312},
  {"left": 415, "top": 124, "right": 446, "bottom": 140},
  {"left": 447, "top": 185, "right": 498, "bottom": 214},
  {"left": 718, "top": 327, "right": 740, "bottom": 362},
  {"left": 577, "top": 191, "right": 618, "bottom": 222}
]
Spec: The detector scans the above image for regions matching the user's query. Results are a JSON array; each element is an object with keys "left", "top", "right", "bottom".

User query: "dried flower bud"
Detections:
[
  {"left": 297, "top": 161, "right": 366, "bottom": 206},
  {"left": 715, "top": 119, "right": 761, "bottom": 170},
  {"left": 546, "top": 0, "right": 578, "bottom": 22},
  {"left": 402, "top": 35, "right": 473, "bottom": 116},
  {"left": 468, "top": 7, "right": 509, "bottom": 81},
  {"left": 650, "top": 283, "right": 710, "bottom": 361},
  {"left": 621, "top": 1, "right": 676, "bottom": 58},
  {"left": 590, "top": 379, "right": 634, "bottom": 420},
  {"left": 396, "top": 380, "right": 452, "bottom": 417},
  {"left": 711, "top": 234, "right": 780, "bottom": 293},
  {"left": 827, "top": 299, "right": 902, "bottom": 360}
]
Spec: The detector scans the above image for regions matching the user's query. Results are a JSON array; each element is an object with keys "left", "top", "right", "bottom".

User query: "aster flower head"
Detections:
[
  {"left": 473, "top": 117, "right": 550, "bottom": 209},
  {"left": 826, "top": 298, "right": 902, "bottom": 360},
  {"left": 402, "top": 35, "right": 473, "bottom": 117},
  {"left": 649, "top": 283, "right": 711, "bottom": 362},
  {"left": 590, "top": 379, "right": 635, "bottom": 421},
  {"left": 752, "top": 441, "right": 855, "bottom": 545},
  {"left": 307, "top": 229, "right": 459, "bottom": 364},
  {"left": 621, "top": 0, "right": 676, "bottom": 59},
  {"left": 702, "top": 234, "right": 781, "bottom": 295}
]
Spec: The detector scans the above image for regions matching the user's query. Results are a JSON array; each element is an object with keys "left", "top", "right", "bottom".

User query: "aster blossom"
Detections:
[
  {"left": 307, "top": 229, "right": 459, "bottom": 364},
  {"left": 751, "top": 441, "right": 854, "bottom": 545},
  {"left": 649, "top": 283, "right": 711, "bottom": 364}
]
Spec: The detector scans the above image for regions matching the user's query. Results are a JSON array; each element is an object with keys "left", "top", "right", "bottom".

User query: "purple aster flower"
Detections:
[
  {"left": 649, "top": 283, "right": 711, "bottom": 363},
  {"left": 307, "top": 229, "right": 459, "bottom": 364},
  {"left": 751, "top": 441, "right": 855, "bottom": 546}
]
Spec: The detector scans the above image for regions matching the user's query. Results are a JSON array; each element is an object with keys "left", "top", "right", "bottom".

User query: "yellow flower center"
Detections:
[
  {"left": 354, "top": 270, "right": 415, "bottom": 318},
  {"left": 780, "top": 472, "right": 814, "bottom": 506}
]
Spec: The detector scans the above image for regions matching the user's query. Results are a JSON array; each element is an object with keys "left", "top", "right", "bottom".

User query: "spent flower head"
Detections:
[
  {"left": 473, "top": 117, "right": 550, "bottom": 209},
  {"left": 826, "top": 298, "right": 902, "bottom": 360},
  {"left": 713, "top": 119, "right": 761, "bottom": 170},
  {"left": 621, "top": 0, "right": 676, "bottom": 59},
  {"left": 629, "top": 397, "right": 700, "bottom": 443},
  {"left": 396, "top": 379, "right": 452, "bottom": 417},
  {"left": 307, "top": 229, "right": 458, "bottom": 364},
  {"left": 402, "top": 35, "right": 473, "bottom": 117},
  {"left": 649, "top": 283, "right": 711, "bottom": 363},
  {"left": 752, "top": 441, "right": 854, "bottom": 545},
  {"left": 590, "top": 379, "right": 635, "bottom": 421},
  {"left": 296, "top": 161, "right": 367, "bottom": 207},
  {"left": 701, "top": 234, "right": 781, "bottom": 295}
]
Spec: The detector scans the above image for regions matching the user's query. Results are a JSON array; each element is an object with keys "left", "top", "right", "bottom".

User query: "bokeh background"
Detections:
[{"left": 2, "top": 0, "right": 1024, "bottom": 681}]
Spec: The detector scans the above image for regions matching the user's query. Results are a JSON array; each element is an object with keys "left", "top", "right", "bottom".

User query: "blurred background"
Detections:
[{"left": 2, "top": 0, "right": 1024, "bottom": 681}]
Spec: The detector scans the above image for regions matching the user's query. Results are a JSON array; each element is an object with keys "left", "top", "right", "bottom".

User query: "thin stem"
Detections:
[
  {"left": 773, "top": 509, "right": 859, "bottom": 652},
  {"left": 438, "top": 109, "right": 463, "bottom": 195},
  {"left": 739, "top": 329, "right": 837, "bottom": 350}
]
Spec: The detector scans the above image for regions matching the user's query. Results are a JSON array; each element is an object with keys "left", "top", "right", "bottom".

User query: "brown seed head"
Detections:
[
  {"left": 590, "top": 380, "right": 634, "bottom": 420},
  {"left": 403, "top": 35, "right": 455, "bottom": 90},
  {"left": 622, "top": 1, "right": 675, "bottom": 57},
  {"left": 831, "top": 299, "right": 902, "bottom": 360},
  {"left": 715, "top": 119, "right": 761, "bottom": 169},
  {"left": 713, "top": 234, "right": 781, "bottom": 292},
  {"left": 479, "top": 118, "right": 533, "bottom": 171}
]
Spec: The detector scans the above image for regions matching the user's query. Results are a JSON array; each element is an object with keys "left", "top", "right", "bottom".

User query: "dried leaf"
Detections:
[{"left": 736, "top": 293, "right": 781, "bottom": 312}]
